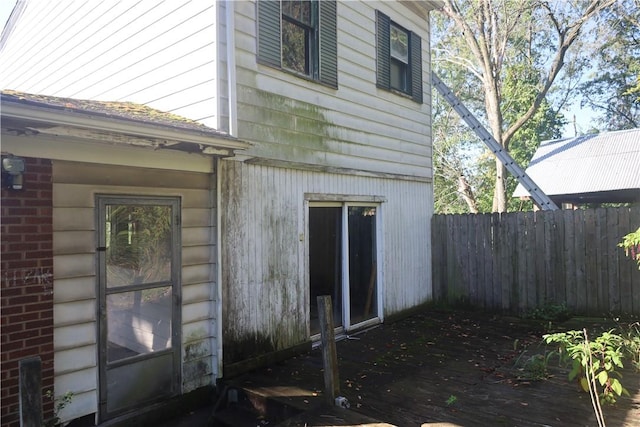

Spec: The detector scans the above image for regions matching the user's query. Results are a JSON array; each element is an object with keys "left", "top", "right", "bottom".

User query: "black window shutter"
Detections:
[
  {"left": 319, "top": 0, "right": 338, "bottom": 88},
  {"left": 257, "top": 0, "right": 281, "bottom": 68},
  {"left": 376, "top": 10, "right": 390, "bottom": 90},
  {"left": 410, "top": 31, "right": 423, "bottom": 104}
]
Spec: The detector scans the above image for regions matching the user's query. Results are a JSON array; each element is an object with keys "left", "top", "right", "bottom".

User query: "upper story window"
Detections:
[
  {"left": 376, "top": 11, "right": 423, "bottom": 104},
  {"left": 257, "top": 0, "right": 338, "bottom": 88},
  {"left": 390, "top": 23, "right": 409, "bottom": 92},
  {"left": 281, "top": 1, "right": 315, "bottom": 74}
]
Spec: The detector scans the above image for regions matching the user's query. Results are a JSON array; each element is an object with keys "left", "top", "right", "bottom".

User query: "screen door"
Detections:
[{"left": 97, "top": 196, "right": 181, "bottom": 420}]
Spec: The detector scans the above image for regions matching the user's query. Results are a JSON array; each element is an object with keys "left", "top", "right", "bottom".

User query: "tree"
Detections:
[
  {"left": 432, "top": 66, "right": 482, "bottom": 213},
  {"left": 434, "top": 0, "right": 615, "bottom": 212},
  {"left": 578, "top": 0, "right": 640, "bottom": 130}
]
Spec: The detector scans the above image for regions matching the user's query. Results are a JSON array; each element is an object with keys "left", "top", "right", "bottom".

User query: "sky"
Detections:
[{"left": 0, "top": 0, "right": 16, "bottom": 31}]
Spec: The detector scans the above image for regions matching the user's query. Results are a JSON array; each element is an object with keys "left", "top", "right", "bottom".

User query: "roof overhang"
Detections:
[
  {"left": 518, "top": 189, "right": 640, "bottom": 206},
  {"left": 399, "top": 0, "right": 444, "bottom": 17},
  {"left": 1, "top": 96, "right": 251, "bottom": 157}
]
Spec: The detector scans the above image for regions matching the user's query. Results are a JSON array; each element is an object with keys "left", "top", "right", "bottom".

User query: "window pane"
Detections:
[
  {"left": 390, "top": 24, "right": 409, "bottom": 63},
  {"left": 390, "top": 58, "right": 408, "bottom": 92},
  {"left": 105, "top": 204, "right": 172, "bottom": 288},
  {"left": 282, "top": 0, "right": 311, "bottom": 25},
  {"left": 348, "top": 206, "right": 377, "bottom": 326},
  {"left": 309, "top": 207, "right": 343, "bottom": 335},
  {"left": 282, "top": 20, "right": 309, "bottom": 74},
  {"left": 107, "top": 287, "right": 172, "bottom": 362}
]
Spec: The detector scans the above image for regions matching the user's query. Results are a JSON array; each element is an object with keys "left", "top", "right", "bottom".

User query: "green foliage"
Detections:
[
  {"left": 578, "top": 0, "right": 640, "bottom": 131},
  {"left": 514, "top": 352, "right": 553, "bottom": 381},
  {"left": 43, "top": 390, "right": 73, "bottom": 427},
  {"left": 446, "top": 394, "right": 458, "bottom": 406},
  {"left": 524, "top": 303, "right": 571, "bottom": 322},
  {"left": 432, "top": 1, "right": 569, "bottom": 213},
  {"left": 617, "top": 321, "right": 640, "bottom": 372},
  {"left": 618, "top": 226, "right": 640, "bottom": 270},
  {"left": 106, "top": 204, "right": 173, "bottom": 284},
  {"left": 543, "top": 329, "right": 630, "bottom": 405}
]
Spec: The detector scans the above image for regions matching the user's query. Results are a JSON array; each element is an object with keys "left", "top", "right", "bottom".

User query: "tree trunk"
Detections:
[
  {"left": 492, "top": 159, "right": 507, "bottom": 213},
  {"left": 457, "top": 174, "right": 479, "bottom": 213}
]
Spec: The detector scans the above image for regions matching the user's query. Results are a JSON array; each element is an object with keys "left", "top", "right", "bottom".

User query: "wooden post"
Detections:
[
  {"left": 19, "top": 357, "right": 43, "bottom": 427},
  {"left": 317, "top": 295, "right": 340, "bottom": 405}
]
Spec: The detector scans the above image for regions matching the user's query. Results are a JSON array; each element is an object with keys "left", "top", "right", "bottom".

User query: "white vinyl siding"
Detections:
[
  {"left": 51, "top": 161, "right": 218, "bottom": 423},
  {"left": 234, "top": 0, "right": 432, "bottom": 179},
  {"left": 0, "top": 1, "right": 220, "bottom": 127}
]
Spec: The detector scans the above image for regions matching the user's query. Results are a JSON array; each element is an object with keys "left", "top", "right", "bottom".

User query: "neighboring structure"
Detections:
[
  {"left": 0, "top": 1, "right": 439, "bottom": 425},
  {"left": 513, "top": 128, "right": 640, "bottom": 207}
]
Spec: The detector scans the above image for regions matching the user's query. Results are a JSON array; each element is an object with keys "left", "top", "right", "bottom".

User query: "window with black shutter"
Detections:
[
  {"left": 376, "top": 10, "right": 423, "bottom": 104},
  {"left": 257, "top": 0, "right": 337, "bottom": 88}
]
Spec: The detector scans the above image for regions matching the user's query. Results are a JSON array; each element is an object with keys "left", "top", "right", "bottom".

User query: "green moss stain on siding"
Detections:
[{"left": 237, "top": 86, "right": 333, "bottom": 159}]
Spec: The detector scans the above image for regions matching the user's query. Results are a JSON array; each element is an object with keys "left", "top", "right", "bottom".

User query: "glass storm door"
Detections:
[
  {"left": 97, "top": 196, "right": 181, "bottom": 420},
  {"left": 309, "top": 203, "right": 379, "bottom": 336}
]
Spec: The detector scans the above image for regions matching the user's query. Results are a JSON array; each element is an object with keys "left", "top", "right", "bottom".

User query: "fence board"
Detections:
[
  {"left": 502, "top": 214, "right": 514, "bottom": 310},
  {"left": 525, "top": 212, "right": 537, "bottom": 310},
  {"left": 630, "top": 207, "right": 640, "bottom": 314},
  {"left": 574, "top": 210, "right": 587, "bottom": 312},
  {"left": 534, "top": 211, "right": 545, "bottom": 306},
  {"left": 618, "top": 208, "right": 633, "bottom": 314},
  {"left": 431, "top": 215, "right": 443, "bottom": 300},
  {"left": 543, "top": 212, "right": 555, "bottom": 304},
  {"left": 583, "top": 210, "right": 598, "bottom": 313},
  {"left": 479, "top": 214, "right": 491, "bottom": 309},
  {"left": 595, "top": 208, "right": 609, "bottom": 312},
  {"left": 468, "top": 214, "right": 478, "bottom": 305},
  {"left": 564, "top": 210, "right": 577, "bottom": 310},
  {"left": 492, "top": 214, "right": 501, "bottom": 310},
  {"left": 607, "top": 208, "right": 621, "bottom": 312},
  {"left": 516, "top": 213, "right": 527, "bottom": 313},
  {"left": 431, "top": 206, "right": 640, "bottom": 316}
]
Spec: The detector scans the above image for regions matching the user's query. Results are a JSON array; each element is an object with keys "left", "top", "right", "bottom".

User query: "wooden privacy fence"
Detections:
[{"left": 431, "top": 206, "right": 640, "bottom": 317}]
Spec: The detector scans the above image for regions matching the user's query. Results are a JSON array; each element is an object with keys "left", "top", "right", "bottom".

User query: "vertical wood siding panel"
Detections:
[{"left": 221, "top": 161, "right": 433, "bottom": 356}]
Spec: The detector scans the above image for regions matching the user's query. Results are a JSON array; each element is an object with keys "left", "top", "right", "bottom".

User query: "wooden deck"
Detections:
[{"left": 222, "top": 309, "right": 640, "bottom": 426}]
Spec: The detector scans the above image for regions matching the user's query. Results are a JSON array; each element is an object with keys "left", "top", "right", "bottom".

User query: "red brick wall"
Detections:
[{"left": 1, "top": 157, "right": 54, "bottom": 427}]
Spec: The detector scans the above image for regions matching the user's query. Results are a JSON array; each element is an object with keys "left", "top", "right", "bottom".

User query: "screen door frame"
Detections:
[{"left": 96, "top": 195, "right": 181, "bottom": 421}]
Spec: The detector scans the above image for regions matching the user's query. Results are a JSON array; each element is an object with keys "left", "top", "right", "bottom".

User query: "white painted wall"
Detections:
[{"left": 221, "top": 160, "right": 433, "bottom": 360}]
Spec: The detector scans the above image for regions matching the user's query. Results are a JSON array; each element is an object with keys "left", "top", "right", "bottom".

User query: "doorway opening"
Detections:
[{"left": 308, "top": 203, "right": 380, "bottom": 337}]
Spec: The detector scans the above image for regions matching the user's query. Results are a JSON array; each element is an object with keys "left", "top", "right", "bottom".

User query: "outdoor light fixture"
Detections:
[{"left": 2, "top": 156, "right": 26, "bottom": 190}]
